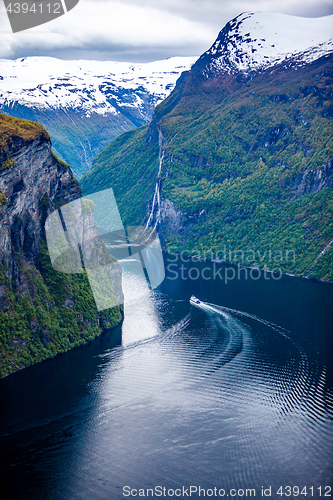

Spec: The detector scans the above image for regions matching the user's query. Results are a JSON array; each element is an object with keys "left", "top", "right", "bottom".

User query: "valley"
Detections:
[{"left": 0, "top": 56, "right": 195, "bottom": 177}]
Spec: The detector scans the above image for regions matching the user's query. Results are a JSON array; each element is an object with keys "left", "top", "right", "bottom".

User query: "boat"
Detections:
[{"left": 190, "top": 295, "right": 202, "bottom": 305}]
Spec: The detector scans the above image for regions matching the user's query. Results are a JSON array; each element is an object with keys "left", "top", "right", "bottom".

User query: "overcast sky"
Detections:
[{"left": 0, "top": 0, "right": 332, "bottom": 61}]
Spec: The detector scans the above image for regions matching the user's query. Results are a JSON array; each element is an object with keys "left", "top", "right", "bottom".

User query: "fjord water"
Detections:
[{"left": 0, "top": 257, "right": 332, "bottom": 499}]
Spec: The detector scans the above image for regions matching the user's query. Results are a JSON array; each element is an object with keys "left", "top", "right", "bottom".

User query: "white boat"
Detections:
[{"left": 190, "top": 295, "right": 202, "bottom": 305}]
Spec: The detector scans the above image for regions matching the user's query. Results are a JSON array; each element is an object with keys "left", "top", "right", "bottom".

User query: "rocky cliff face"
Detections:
[
  {"left": 0, "top": 123, "right": 79, "bottom": 287},
  {"left": 0, "top": 114, "right": 123, "bottom": 378},
  {"left": 290, "top": 159, "right": 333, "bottom": 198}
]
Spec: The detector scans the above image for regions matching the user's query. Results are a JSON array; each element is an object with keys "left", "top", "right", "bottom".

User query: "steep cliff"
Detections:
[{"left": 0, "top": 114, "right": 123, "bottom": 378}]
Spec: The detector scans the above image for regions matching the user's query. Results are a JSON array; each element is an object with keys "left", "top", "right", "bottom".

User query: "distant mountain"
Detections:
[
  {"left": 0, "top": 56, "right": 195, "bottom": 177},
  {"left": 80, "top": 12, "right": 333, "bottom": 281}
]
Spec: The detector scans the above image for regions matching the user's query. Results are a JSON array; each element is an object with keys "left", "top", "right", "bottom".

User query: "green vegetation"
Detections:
[
  {"left": 81, "top": 55, "right": 333, "bottom": 281},
  {"left": 81, "top": 198, "right": 95, "bottom": 213},
  {"left": 0, "top": 113, "right": 49, "bottom": 151},
  {"left": 0, "top": 238, "right": 122, "bottom": 378},
  {"left": 0, "top": 106, "right": 138, "bottom": 178},
  {"left": 81, "top": 126, "right": 158, "bottom": 223},
  {"left": 0, "top": 192, "right": 7, "bottom": 206},
  {"left": 0, "top": 158, "right": 15, "bottom": 171},
  {"left": 51, "top": 149, "right": 70, "bottom": 168}
]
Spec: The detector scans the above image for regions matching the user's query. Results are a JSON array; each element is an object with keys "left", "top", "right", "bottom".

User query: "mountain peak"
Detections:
[{"left": 195, "top": 12, "right": 333, "bottom": 76}]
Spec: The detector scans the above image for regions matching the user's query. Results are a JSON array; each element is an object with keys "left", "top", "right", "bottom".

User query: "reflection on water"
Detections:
[
  {"left": 0, "top": 258, "right": 332, "bottom": 500},
  {"left": 121, "top": 258, "right": 161, "bottom": 346}
]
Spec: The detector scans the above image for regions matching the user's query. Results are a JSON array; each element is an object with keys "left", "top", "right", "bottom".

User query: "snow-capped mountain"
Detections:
[
  {"left": 1, "top": 13, "right": 332, "bottom": 179},
  {"left": 80, "top": 13, "right": 333, "bottom": 282},
  {"left": 0, "top": 56, "right": 195, "bottom": 118},
  {"left": 0, "top": 56, "right": 196, "bottom": 177},
  {"left": 196, "top": 12, "right": 333, "bottom": 76}
]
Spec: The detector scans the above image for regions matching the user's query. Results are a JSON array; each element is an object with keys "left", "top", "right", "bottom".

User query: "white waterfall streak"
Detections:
[
  {"left": 146, "top": 128, "right": 164, "bottom": 229},
  {"left": 146, "top": 183, "right": 159, "bottom": 228},
  {"left": 78, "top": 138, "right": 90, "bottom": 167}
]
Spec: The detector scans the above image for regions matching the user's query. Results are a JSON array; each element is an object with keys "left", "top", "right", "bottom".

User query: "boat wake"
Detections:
[{"left": 188, "top": 298, "right": 333, "bottom": 425}]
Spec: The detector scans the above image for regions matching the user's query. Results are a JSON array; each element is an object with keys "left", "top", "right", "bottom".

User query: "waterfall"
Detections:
[
  {"left": 78, "top": 138, "right": 90, "bottom": 168},
  {"left": 145, "top": 183, "right": 159, "bottom": 228},
  {"left": 146, "top": 128, "right": 164, "bottom": 229}
]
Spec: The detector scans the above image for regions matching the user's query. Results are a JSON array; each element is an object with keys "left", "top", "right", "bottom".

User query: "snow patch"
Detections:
[
  {"left": 202, "top": 12, "right": 333, "bottom": 75},
  {"left": 0, "top": 56, "right": 196, "bottom": 115}
]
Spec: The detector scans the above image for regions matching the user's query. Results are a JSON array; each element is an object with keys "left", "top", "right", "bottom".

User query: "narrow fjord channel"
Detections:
[{"left": 1, "top": 256, "right": 332, "bottom": 499}]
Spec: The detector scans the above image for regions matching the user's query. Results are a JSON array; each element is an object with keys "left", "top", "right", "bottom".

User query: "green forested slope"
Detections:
[
  {"left": 0, "top": 241, "right": 122, "bottom": 378},
  {"left": 81, "top": 54, "right": 333, "bottom": 281}
]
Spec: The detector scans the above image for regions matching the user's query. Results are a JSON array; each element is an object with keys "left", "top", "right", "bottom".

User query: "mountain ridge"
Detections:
[
  {"left": 193, "top": 12, "right": 333, "bottom": 77},
  {"left": 0, "top": 56, "right": 196, "bottom": 114},
  {"left": 80, "top": 13, "right": 333, "bottom": 281},
  {"left": 0, "top": 56, "right": 196, "bottom": 177}
]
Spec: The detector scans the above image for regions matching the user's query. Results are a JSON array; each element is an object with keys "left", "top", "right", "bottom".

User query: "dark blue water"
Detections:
[{"left": 1, "top": 257, "right": 332, "bottom": 499}]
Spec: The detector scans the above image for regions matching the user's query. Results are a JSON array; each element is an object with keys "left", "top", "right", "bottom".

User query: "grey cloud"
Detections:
[{"left": 0, "top": 0, "right": 332, "bottom": 61}]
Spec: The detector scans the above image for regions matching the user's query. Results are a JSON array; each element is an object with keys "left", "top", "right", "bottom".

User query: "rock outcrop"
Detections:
[
  {"left": 0, "top": 118, "right": 79, "bottom": 282},
  {"left": 290, "top": 158, "right": 333, "bottom": 198},
  {"left": 0, "top": 114, "right": 123, "bottom": 378}
]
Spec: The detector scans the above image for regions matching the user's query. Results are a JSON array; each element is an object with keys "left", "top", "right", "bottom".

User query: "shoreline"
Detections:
[
  {"left": 0, "top": 314, "right": 123, "bottom": 380},
  {"left": 164, "top": 250, "right": 333, "bottom": 284}
]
